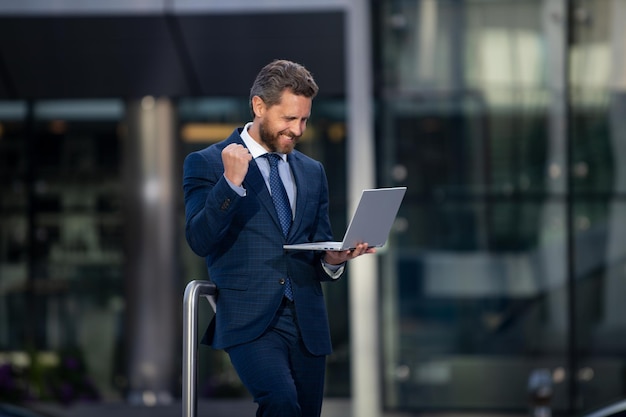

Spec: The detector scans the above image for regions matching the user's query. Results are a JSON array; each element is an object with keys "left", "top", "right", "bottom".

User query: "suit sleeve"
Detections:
[
  {"left": 183, "top": 150, "right": 242, "bottom": 257},
  {"left": 312, "top": 161, "right": 347, "bottom": 281}
]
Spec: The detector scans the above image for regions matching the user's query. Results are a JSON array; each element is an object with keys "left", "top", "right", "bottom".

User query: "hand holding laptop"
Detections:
[{"left": 322, "top": 242, "right": 377, "bottom": 265}]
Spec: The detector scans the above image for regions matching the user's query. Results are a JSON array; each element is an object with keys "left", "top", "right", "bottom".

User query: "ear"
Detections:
[{"left": 251, "top": 96, "right": 266, "bottom": 119}]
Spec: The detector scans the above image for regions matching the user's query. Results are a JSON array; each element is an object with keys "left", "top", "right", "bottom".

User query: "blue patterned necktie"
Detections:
[{"left": 265, "top": 153, "right": 294, "bottom": 300}]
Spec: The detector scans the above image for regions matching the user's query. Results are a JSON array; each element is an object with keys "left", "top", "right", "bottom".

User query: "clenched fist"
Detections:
[{"left": 222, "top": 143, "right": 252, "bottom": 186}]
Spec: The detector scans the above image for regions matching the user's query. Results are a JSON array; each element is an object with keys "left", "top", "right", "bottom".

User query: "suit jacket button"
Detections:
[{"left": 279, "top": 278, "right": 286, "bottom": 285}]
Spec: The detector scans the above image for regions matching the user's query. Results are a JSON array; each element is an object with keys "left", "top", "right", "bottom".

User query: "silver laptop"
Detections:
[{"left": 283, "top": 187, "right": 407, "bottom": 251}]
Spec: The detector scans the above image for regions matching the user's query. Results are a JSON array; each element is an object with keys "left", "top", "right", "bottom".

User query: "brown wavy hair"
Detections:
[{"left": 249, "top": 59, "right": 319, "bottom": 116}]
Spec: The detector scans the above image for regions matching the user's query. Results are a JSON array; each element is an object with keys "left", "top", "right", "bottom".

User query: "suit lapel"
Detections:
[
  {"left": 288, "top": 152, "right": 309, "bottom": 240},
  {"left": 243, "top": 154, "right": 284, "bottom": 235}
]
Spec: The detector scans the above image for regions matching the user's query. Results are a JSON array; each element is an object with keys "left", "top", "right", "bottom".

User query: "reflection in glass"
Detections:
[
  {"left": 379, "top": 0, "right": 626, "bottom": 413},
  {"left": 378, "top": 0, "right": 572, "bottom": 412}
]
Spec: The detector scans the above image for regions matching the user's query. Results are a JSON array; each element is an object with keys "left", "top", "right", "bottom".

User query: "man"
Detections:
[{"left": 183, "top": 59, "right": 374, "bottom": 417}]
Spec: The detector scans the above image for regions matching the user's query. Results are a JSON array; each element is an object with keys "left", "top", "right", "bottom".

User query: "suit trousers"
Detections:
[{"left": 225, "top": 298, "right": 326, "bottom": 417}]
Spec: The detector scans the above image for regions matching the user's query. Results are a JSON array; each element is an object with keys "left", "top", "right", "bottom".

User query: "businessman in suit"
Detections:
[{"left": 183, "top": 60, "right": 374, "bottom": 417}]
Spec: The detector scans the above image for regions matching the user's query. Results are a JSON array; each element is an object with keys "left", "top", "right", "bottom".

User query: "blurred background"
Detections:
[{"left": 0, "top": 0, "right": 625, "bottom": 416}]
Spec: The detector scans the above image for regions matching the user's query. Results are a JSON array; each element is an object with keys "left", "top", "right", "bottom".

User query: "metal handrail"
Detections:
[
  {"left": 183, "top": 280, "right": 217, "bottom": 417},
  {"left": 582, "top": 399, "right": 626, "bottom": 417}
]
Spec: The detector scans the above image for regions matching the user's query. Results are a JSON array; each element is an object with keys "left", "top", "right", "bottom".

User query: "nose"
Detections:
[{"left": 290, "top": 119, "right": 306, "bottom": 137}]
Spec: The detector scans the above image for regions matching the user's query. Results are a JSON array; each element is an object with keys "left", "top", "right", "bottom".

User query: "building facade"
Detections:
[{"left": 0, "top": 0, "right": 625, "bottom": 415}]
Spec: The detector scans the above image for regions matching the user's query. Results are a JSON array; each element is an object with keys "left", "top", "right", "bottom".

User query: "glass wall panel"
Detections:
[
  {"left": 0, "top": 100, "right": 126, "bottom": 402},
  {"left": 377, "top": 0, "right": 572, "bottom": 413},
  {"left": 571, "top": 0, "right": 626, "bottom": 413},
  {"left": 0, "top": 103, "right": 28, "bottom": 354}
]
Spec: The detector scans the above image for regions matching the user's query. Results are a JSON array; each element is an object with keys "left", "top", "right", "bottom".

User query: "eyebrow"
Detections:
[{"left": 282, "top": 114, "right": 309, "bottom": 121}]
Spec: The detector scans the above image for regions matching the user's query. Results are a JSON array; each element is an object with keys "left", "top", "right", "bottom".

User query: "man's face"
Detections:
[{"left": 256, "top": 90, "right": 312, "bottom": 154}]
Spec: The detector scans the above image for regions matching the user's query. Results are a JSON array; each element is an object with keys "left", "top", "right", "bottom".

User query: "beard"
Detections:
[{"left": 259, "top": 120, "right": 299, "bottom": 154}]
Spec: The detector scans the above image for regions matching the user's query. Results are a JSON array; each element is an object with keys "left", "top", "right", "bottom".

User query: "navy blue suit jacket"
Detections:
[{"left": 183, "top": 128, "right": 343, "bottom": 356}]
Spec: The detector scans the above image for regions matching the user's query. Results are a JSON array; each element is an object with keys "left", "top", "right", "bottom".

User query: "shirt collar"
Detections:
[{"left": 240, "top": 122, "right": 287, "bottom": 162}]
